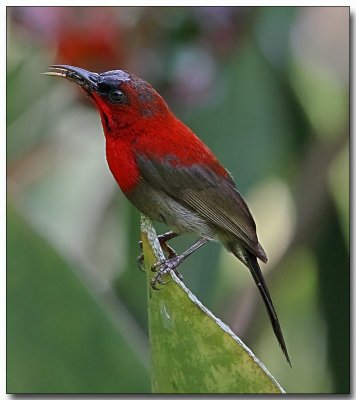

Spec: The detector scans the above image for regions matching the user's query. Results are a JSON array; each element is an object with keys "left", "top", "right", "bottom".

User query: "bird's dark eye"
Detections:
[{"left": 109, "top": 89, "right": 126, "bottom": 104}]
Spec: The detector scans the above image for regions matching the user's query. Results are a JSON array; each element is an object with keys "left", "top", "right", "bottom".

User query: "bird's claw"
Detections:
[
  {"left": 137, "top": 235, "right": 179, "bottom": 274},
  {"left": 152, "top": 256, "right": 182, "bottom": 272},
  {"left": 150, "top": 273, "right": 169, "bottom": 290},
  {"left": 137, "top": 234, "right": 183, "bottom": 287},
  {"left": 150, "top": 256, "right": 184, "bottom": 289}
]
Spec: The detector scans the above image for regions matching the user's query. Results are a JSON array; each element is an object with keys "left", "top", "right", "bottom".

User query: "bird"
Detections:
[{"left": 44, "top": 64, "right": 291, "bottom": 365}]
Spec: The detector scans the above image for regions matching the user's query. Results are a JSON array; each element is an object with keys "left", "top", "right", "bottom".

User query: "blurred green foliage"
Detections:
[
  {"left": 7, "top": 6, "right": 349, "bottom": 394},
  {"left": 7, "top": 206, "right": 150, "bottom": 393}
]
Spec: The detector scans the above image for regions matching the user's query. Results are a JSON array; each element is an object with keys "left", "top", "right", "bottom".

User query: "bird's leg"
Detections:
[
  {"left": 158, "top": 231, "right": 179, "bottom": 259},
  {"left": 159, "top": 239, "right": 185, "bottom": 281},
  {"left": 137, "top": 231, "right": 179, "bottom": 271},
  {"left": 151, "top": 237, "right": 210, "bottom": 289}
]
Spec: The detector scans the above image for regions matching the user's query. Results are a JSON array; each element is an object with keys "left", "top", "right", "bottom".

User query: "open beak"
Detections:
[{"left": 44, "top": 65, "right": 99, "bottom": 93}]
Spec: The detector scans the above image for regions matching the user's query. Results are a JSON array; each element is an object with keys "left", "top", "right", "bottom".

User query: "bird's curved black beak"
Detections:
[{"left": 44, "top": 65, "right": 99, "bottom": 93}]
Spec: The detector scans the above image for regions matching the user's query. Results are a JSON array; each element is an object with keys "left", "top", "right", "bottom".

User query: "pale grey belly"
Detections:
[{"left": 127, "top": 180, "right": 215, "bottom": 239}]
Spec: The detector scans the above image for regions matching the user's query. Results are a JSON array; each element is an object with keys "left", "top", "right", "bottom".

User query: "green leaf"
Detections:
[
  {"left": 140, "top": 215, "right": 284, "bottom": 394},
  {"left": 7, "top": 205, "right": 150, "bottom": 393}
]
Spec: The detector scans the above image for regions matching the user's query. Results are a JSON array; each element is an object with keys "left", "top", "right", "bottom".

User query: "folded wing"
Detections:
[{"left": 135, "top": 153, "right": 267, "bottom": 262}]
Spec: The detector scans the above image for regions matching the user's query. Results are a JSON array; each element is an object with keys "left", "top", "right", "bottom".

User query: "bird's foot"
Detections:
[
  {"left": 151, "top": 256, "right": 184, "bottom": 290},
  {"left": 137, "top": 232, "right": 178, "bottom": 272}
]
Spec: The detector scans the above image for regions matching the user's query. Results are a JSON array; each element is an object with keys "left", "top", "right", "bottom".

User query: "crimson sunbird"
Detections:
[{"left": 45, "top": 65, "right": 291, "bottom": 365}]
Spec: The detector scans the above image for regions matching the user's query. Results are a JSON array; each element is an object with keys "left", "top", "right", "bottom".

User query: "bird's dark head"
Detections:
[{"left": 45, "top": 65, "right": 169, "bottom": 135}]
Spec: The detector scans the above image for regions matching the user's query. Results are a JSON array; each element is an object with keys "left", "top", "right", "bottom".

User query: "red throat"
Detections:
[{"left": 105, "top": 133, "right": 140, "bottom": 193}]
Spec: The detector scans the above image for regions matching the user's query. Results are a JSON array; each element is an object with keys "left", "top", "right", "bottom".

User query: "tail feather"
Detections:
[{"left": 245, "top": 250, "right": 291, "bottom": 366}]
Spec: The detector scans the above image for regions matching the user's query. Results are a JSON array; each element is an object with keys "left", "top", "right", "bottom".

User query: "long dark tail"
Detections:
[{"left": 244, "top": 250, "right": 291, "bottom": 366}]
